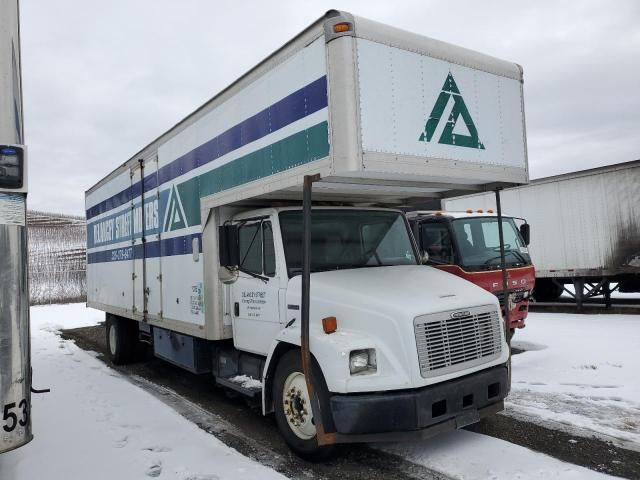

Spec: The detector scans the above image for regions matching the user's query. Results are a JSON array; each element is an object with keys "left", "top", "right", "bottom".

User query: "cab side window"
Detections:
[
  {"left": 421, "top": 223, "right": 454, "bottom": 264},
  {"left": 238, "top": 223, "right": 262, "bottom": 275},
  {"left": 238, "top": 220, "right": 276, "bottom": 277},
  {"left": 263, "top": 221, "right": 276, "bottom": 277}
]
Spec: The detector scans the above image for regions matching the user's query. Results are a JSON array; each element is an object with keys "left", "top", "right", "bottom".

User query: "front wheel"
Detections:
[{"left": 272, "top": 350, "right": 335, "bottom": 461}]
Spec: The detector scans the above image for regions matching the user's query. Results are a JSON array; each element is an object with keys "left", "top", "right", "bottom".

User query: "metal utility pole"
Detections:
[{"left": 0, "top": 0, "right": 32, "bottom": 453}]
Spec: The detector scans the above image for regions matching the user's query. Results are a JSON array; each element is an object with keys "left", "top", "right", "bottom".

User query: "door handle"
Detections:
[{"left": 234, "top": 302, "right": 239, "bottom": 317}]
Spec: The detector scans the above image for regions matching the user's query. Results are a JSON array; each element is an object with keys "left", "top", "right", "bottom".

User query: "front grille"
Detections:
[{"left": 414, "top": 306, "right": 502, "bottom": 378}]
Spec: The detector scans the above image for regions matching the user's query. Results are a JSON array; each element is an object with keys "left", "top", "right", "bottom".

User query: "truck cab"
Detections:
[
  {"left": 217, "top": 206, "right": 510, "bottom": 454},
  {"left": 407, "top": 211, "right": 535, "bottom": 332}
]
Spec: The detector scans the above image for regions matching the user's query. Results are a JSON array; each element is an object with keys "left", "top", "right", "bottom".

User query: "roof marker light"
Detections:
[
  {"left": 477, "top": 209, "right": 483, "bottom": 213},
  {"left": 333, "top": 22, "right": 352, "bottom": 33},
  {"left": 466, "top": 209, "right": 473, "bottom": 213}
]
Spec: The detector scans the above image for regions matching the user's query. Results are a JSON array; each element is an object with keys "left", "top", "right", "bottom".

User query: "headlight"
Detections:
[{"left": 349, "top": 349, "right": 377, "bottom": 375}]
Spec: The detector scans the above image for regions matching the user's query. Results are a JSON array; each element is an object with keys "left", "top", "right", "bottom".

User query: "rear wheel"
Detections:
[
  {"left": 105, "top": 315, "right": 138, "bottom": 365},
  {"left": 273, "top": 350, "right": 335, "bottom": 461}
]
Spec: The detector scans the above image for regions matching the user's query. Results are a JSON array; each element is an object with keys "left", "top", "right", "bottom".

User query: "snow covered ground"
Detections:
[
  {"left": 1, "top": 304, "right": 635, "bottom": 479},
  {"left": 508, "top": 312, "right": 640, "bottom": 451},
  {"left": 382, "top": 429, "right": 614, "bottom": 480},
  {"left": 0, "top": 304, "right": 285, "bottom": 480}
]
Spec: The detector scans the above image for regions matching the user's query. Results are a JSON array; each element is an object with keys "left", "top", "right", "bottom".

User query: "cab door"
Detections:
[
  {"left": 419, "top": 220, "right": 456, "bottom": 265},
  {"left": 230, "top": 218, "right": 281, "bottom": 355}
]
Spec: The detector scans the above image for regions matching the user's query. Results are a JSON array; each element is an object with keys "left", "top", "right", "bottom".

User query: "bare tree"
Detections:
[{"left": 28, "top": 210, "right": 86, "bottom": 305}]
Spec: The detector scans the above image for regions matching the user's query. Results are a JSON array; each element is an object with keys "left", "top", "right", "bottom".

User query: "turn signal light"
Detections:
[
  {"left": 322, "top": 316, "right": 337, "bottom": 334},
  {"left": 333, "top": 22, "right": 352, "bottom": 33}
]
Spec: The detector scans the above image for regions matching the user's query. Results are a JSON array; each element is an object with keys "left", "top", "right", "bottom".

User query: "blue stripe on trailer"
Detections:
[
  {"left": 87, "top": 233, "right": 202, "bottom": 264},
  {"left": 86, "top": 76, "right": 328, "bottom": 221}
]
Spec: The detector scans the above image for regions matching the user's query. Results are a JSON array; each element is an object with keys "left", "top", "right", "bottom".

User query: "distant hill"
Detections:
[{"left": 28, "top": 210, "right": 86, "bottom": 305}]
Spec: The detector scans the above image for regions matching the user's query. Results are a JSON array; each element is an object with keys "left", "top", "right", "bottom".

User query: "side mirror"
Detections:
[
  {"left": 218, "top": 224, "right": 240, "bottom": 267},
  {"left": 519, "top": 223, "right": 531, "bottom": 246}
]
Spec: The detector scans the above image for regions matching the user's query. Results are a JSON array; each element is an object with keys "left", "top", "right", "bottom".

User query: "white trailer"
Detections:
[
  {"left": 444, "top": 160, "right": 640, "bottom": 307},
  {"left": 86, "top": 10, "right": 528, "bottom": 457}
]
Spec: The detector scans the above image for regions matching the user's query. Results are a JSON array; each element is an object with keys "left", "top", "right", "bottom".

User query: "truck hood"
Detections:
[{"left": 289, "top": 265, "right": 500, "bottom": 318}]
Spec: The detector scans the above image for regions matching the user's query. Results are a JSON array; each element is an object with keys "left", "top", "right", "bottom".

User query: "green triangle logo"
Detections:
[
  {"left": 419, "top": 73, "right": 485, "bottom": 150},
  {"left": 163, "top": 185, "right": 188, "bottom": 232}
]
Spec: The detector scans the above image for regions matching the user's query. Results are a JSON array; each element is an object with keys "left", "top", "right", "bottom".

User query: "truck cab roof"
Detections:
[
  {"left": 232, "top": 205, "right": 403, "bottom": 222},
  {"left": 407, "top": 210, "right": 514, "bottom": 220}
]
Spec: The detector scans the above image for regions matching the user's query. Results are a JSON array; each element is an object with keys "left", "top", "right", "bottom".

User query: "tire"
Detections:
[
  {"left": 533, "top": 279, "right": 563, "bottom": 302},
  {"left": 272, "top": 350, "right": 335, "bottom": 461},
  {"left": 105, "top": 315, "right": 138, "bottom": 365}
]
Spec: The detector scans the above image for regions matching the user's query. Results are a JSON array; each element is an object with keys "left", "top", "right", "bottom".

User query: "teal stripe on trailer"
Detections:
[
  {"left": 88, "top": 121, "right": 330, "bottom": 255},
  {"left": 86, "top": 76, "right": 328, "bottom": 220},
  {"left": 162, "top": 121, "right": 330, "bottom": 232}
]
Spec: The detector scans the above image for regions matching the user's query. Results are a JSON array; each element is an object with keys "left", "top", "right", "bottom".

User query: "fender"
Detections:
[{"left": 261, "top": 324, "right": 411, "bottom": 415}]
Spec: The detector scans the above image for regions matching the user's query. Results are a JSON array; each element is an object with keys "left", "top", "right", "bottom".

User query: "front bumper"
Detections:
[{"left": 327, "top": 365, "right": 508, "bottom": 441}]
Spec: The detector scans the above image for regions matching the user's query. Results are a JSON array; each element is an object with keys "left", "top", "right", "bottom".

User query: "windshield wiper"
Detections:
[
  {"left": 483, "top": 250, "right": 525, "bottom": 266},
  {"left": 510, "top": 249, "right": 527, "bottom": 263},
  {"left": 425, "top": 258, "right": 452, "bottom": 265}
]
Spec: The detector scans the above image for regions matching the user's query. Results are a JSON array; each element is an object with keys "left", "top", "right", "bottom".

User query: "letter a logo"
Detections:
[
  {"left": 163, "top": 184, "right": 188, "bottom": 232},
  {"left": 419, "top": 73, "right": 485, "bottom": 150}
]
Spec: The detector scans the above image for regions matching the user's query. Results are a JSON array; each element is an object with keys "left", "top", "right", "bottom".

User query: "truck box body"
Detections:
[
  {"left": 443, "top": 160, "right": 640, "bottom": 280},
  {"left": 86, "top": 11, "right": 528, "bottom": 450},
  {"left": 86, "top": 12, "right": 528, "bottom": 340}
]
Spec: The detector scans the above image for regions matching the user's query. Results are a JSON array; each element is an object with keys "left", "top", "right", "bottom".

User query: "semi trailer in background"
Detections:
[
  {"left": 0, "top": 0, "right": 32, "bottom": 453},
  {"left": 444, "top": 160, "right": 640, "bottom": 309},
  {"left": 86, "top": 10, "right": 528, "bottom": 457},
  {"left": 407, "top": 211, "right": 534, "bottom": 335}
]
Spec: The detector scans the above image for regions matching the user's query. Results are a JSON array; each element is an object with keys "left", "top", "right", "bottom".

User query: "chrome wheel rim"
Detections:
[{"left": 282, "top": 371, "right": 315, "bottom": 440}]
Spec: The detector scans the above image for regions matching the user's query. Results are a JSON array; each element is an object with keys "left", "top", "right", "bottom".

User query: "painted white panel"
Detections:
[
  {"left": 156, "top": 109, "right": 327, "bottom": 189},
  {"left": 230, "top": 275, "right": 281, "bottom": 355},
  {"left": 357, "top": 38, "right": 526, "bottom": 169},
  {"left": 444, "top": 165, "right": 640, "bottom": 274},
  {"left": 87, "top": 261, "right": 132, "bottom": 309},
  {"left": 145, "top": 156, "right": 162, "bottom": 317},
  {"left": 86, "top": 169, "right": 131, "bottom": 210},
  {"left": 158, "top": 37, "right": 327, "bottom": 169},
  {"left": 160, "top": 254, "right": 205, "bottom": 326}
]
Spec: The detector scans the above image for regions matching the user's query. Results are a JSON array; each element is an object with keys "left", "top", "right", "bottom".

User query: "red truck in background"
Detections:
[{"left": 407, "top": 211, "right": 535, "bottom": 337}]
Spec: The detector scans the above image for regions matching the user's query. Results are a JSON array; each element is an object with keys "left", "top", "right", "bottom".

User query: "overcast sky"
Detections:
[{"left": 19, "top": 0, "right": 640, "bottom": 215}]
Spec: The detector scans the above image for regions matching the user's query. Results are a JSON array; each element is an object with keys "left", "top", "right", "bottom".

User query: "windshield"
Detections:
[
  {"left": 451, "top": 217, "right": 531, "bottom": 271},
  {"left": 279, "top": 210, "right": 417, "bottom": 277}
]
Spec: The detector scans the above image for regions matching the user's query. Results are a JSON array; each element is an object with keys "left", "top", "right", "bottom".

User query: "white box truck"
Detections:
[
  {"left": 443, "top": 161, "right": 640, "bottom": 309},
  {"left": 86, "top": 10, "right": 528, "bottom": 457}
]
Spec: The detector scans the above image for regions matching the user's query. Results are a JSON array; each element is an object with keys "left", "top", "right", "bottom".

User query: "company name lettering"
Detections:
[{"left": 92, "top": 200, "right": 159, "bottom": 245}]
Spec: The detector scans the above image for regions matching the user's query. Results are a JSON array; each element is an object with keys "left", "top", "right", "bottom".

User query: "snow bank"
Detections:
[
  {"left": 383, "top": 429, "right": 613, "bottom": 479},
  {"left": 228, "top": 375, "right": 263, "bottom": 390},
  {"left": 509, "top": 312, "right": 640, "bottom": 450},
  {"left": 0, "top": 304, "right": 284, "bottom": 480}
]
